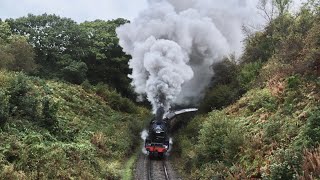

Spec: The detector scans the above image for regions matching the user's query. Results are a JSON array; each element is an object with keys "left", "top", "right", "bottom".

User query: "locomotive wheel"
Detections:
[
  {"left": 148, "top": 152, "right": 154, "bottom": 159},
  {"left": 158, "top": 152, "right": 164, "bottom": 159}
]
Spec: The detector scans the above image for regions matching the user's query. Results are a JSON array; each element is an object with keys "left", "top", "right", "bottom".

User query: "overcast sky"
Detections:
[
  {"left": 0, "top": 0, "right": 148, "bottom": 22},
  {"left": 0, "top": 0, "right": 306, "bottom": 23}
]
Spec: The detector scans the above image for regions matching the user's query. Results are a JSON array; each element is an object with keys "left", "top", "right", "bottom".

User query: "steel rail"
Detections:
[
  {"left": 163, "top": 160, "right": 170, "bottom": 180},
  {"left": 147, "top": 158, "right": 170, "bottom": 180}
]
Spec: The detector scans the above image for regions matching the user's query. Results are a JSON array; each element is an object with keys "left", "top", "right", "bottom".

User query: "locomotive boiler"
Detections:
[{"left": 144, "top": 107, "right": 197, "bottom": 158}]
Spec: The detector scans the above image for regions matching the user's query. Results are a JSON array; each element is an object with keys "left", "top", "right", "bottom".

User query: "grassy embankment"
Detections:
[
  {"left": 0, "top": 70, "right": 149, "bottom": 179},
  {"left": 173, "top": 5, "right": 320, "bottom": 180}
]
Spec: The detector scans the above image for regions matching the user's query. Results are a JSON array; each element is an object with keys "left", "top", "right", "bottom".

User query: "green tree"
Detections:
[
  {"left": 274, "top": 0, "right": 292, "bottom": 16},
  {"left": 199, "top": 58, "right": 243, "bottom": 113},
  {"left": 80, "top": 19, "right": 128, "bottom": 60},
  {"left": 41, "top": 96, "right": 58, "bottom": 131},
  {"left": 80, "top": 19, "right": 134, "bottom": 98},
  {"left": 0, "top": 21, "right": 14, "bottom": 69},
  {"left": 62, "top": 61, "right": 88, "bottom": 84},
  {"left": 257, "top": 0, "right": 292, "bottom": 22},
  {"left": 0, "top": 45, "right": 14, "bottom": 70},
  {"left": 0, "top": 21, "right": 11, "bottom": 44},
  {"left": 0, "top": 35, "right": 36, "bottom": 73},
  {"left": 7, "top": 15, "right": 134, "bottom": 94},
  {"left": 211, "top": 57, "right": 239, "bottom": 85},
  {"left": 7, "top": 36, "right": 37, "bottom": 73},
  {"left": 6, "top": 14, "right": 89, "bottom": 77},
  {"left": 0, "top": 90, "right": 10, "bottom": 126}
]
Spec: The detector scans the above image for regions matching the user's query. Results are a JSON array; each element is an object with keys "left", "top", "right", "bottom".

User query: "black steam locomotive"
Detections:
[{"left": 145, "top": 107, "right": 197, "bottom": 158}]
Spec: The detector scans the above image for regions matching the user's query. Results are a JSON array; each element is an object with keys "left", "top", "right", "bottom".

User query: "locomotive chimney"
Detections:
[{"left": 155, "top": 107, "right": 165, "bottom": 123}]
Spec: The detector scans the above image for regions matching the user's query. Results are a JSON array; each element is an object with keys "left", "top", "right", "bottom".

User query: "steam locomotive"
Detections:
[{"left": 144, "top": 107, "right": 197, "bottom": 158}]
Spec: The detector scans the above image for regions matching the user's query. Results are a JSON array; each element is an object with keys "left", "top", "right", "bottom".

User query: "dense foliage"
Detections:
[
  {"left": 1, "top": 14, "right": 146, "bottom": 179},
  {"left": 0, "top": 21, "right": 36, "bottom": 74},
  {"left": 5, "top": 14, "right": 134, "bottom": 98},
  {"left": 0, "top": 71, "right": 149, "bottom": 179},
  {"left": 174, "top": 1, "right": 320, "bottom": 179}
]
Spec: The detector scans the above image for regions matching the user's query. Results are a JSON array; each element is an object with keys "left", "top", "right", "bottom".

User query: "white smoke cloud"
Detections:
[
  {"left": 116, "top": 0, "right": 260, "bottom": 111},
  {"left": 141, "top": 129, "right": 149, "bottom": 154}
]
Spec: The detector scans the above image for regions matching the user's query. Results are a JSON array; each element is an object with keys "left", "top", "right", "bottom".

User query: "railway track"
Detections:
[
  {"left": 148, "top": 158, "right": 170, "bottom": 180},
  {"left": 135, "top": 153, "right": 181, "bottom": 180}
]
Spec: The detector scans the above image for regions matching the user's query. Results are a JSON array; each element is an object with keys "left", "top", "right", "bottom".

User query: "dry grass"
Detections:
[
  {"left": 299, "top": 147, "right": 320, "bottom": 180},
  {"left": 227, "top": 165, "right": 248, "bottom": 180},
  {"left": 267, "top": 74, "right": 285, "bottom": 97},
  {"left": 90, "top": 131, "right": 106, "bottom": 150},
  {"left": 0, "top": 165, "right": 27, "bottom": 180}
]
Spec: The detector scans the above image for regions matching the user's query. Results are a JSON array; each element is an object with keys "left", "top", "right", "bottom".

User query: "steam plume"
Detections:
[{"left": 116, "top": 0, "right": 259, "bottom": 112}]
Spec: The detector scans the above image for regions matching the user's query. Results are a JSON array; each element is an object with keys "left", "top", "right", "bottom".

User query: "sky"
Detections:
[
  {"left": 0, "top": 0, "right": 148, "bottom": 22},
  {"left": 0, "top": 0, "right": 306, "bottom": 23}
]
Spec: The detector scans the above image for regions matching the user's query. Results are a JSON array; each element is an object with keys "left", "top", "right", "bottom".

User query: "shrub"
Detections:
[
  {"left": 263, "top": 116, "right": 282, "bottom": 143},
  {"left": 0, "top": 90, "right": 10, "bottom": 126},
  {"left": 282, "top": 90, "right": 300, "bottom": 115},
  {"left": 41, "top": 96, "right": 59, "bottom": 131},
  {"left": 8, "top": 73, "right": 31, "bottom": 115},
  {"left": 237, "top": 61, "right": 263, "bottom": 91},
  {"left": 172, "top": 115, "right": 207, "bottom": 174},
  {"left": 287, "top": 75, "right": 301, "bottom": 89},
  {"left": 247, "top": 89, "right": 277, "bottom": 112},
  {"left": 81, "top": 79, "right": 93, "bottom": 93},
  {"left": 62, "top": 61, "right": 88, "bottom": 84},
  {"left": 200, "top": 84, "right": 238, "bottom": 113},
  {"left": 196, "top": 111, "right": 244, "bottom": 166},
  {"left": 303, "top": 108, "right": 320, "bottom": 148},
  {"left": 95, "top": 83, "right": 138, "bottom": 114},
  {"left": 269, "top": 148, "right": 302, "bottom": 180},
  {"left": 21, "top": 94, "right": 39, "bottom": 120},
  {"left": 6, "top": 73, "right": 41, "bottom": 120}
]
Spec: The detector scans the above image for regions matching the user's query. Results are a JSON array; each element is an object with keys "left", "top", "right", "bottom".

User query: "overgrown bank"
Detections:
[
  {"left": 0, "top": 71, "right": 149, "bottom": 179},
  {"left": 173, "top": 2, "right": 320, "bottom": 179}
]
